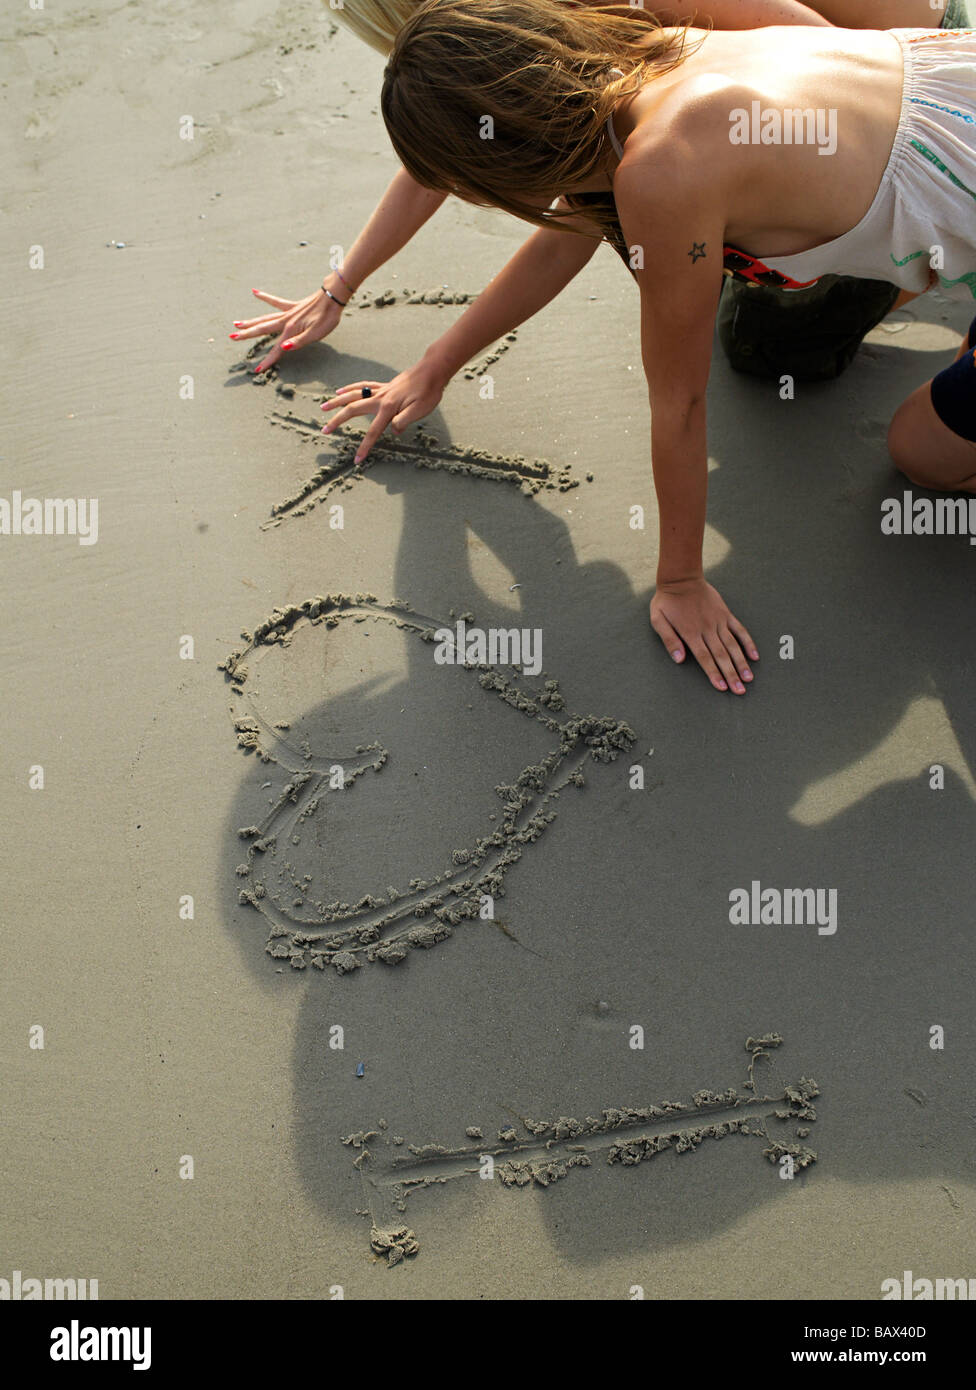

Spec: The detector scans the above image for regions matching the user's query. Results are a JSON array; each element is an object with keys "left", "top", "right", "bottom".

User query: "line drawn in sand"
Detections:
[
  {"left": 349, "top": 286, "right": 480, "bottom": 310},
  {"left": 261, "top": 398, "right": 578, "bottom": 529},
  {"left": 219, "top": 594, "right": 636, "bottom": 974},
  {"left": 233, "top": 311, "right": 520, "bottom": 406},
  {"left": 345, "top": 1035, "right": 820, "bottom": 1265},
  {"left": 342, "top": 288, "right": 519, "bottom": 381}
]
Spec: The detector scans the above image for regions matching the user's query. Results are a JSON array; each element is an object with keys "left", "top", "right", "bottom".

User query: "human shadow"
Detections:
[{"left": 219, "top": 290, "right": 975, "bottom": 1280}]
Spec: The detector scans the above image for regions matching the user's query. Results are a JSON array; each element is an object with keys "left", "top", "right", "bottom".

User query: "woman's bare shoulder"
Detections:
[{"left": 615, "top": 73, "right": 749, "bottom": 213}]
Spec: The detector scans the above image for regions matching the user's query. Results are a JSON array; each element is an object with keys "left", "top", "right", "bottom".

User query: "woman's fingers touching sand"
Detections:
[
  {"left": 229, "top": 287, "right": 344, "bottom": 373},
  {"left": 320, "top": 365, "right": 447, "bottom": 465},
  {"left": 327, "top": 381, "right": 386, "bottom": 399},
  {"left": 704, "top": 630, "right": 748, "bottom": 696},
  {"left": 650, "top": 607, "right": 686, "bottom": 663},
  {"left": 356, "top": 406, "right": 402, "bottom": 464},
  {"left": 230, "top": 290, "right": 299, "bottom": 338},
  {"left": 320, "top": 388, "right": 394, "bottom": 465},
  {"left": 651, "top": 579, "right": 758, "bottom": 694},
  {"left": 715, "top": 624, "right": 751, "bottom": 685}
]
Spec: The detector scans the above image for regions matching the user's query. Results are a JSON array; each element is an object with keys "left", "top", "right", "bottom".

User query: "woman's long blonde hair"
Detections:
[
  {"left": 328, "top": 0, "right": 416, "bottom": 55},
  {"left": 380, "top": 0, "right": 698, "bottom": 240}
]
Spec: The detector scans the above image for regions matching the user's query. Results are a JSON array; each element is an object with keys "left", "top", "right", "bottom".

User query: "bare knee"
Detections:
[
  {"left": 887, "top": 392, "right": 934, "bottom": 486},
  {"left": 887, "top": 386, "right": 976, "bottom": 492}
]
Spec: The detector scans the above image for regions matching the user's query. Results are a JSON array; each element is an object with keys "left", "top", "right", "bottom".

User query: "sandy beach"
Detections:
[{"left": 3, "top": 0, "right": 975, "bottom": 1300}]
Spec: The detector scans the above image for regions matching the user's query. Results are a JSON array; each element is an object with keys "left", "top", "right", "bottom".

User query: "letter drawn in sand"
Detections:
[
  {"left": 258, "top": 397, "right": 579, "bottom": 529},
  {"left": 347, "top": 1036, "right": 819, "bottom": 1263},
  {"left": 220, "top": 595, "right": 636, "bottom": 975}
]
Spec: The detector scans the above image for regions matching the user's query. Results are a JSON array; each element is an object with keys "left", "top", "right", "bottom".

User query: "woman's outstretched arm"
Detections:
[
  {"left": 319, "top": 204, "right": 603, "bottom": 461},
  {"left": 654, "top": 0, "right": 831, "bottom": 25},
  {"left": 802, "top": 0, "right": 937, "bottom": 25},
  {"left": 616, "top": 130, "right": 758, "bottom": 695},
  {"left": 232, "top": 167, "right": 446, "bottom": 373},
  {"left": 661, "top": 0, "right": 942, "bottom": 27}
]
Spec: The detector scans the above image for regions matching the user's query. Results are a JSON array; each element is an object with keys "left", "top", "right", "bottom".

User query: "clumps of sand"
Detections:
[
  {"left": 462, "top": 332, "right": 518, "bottom": 381},
  {"left": 498, "top": 1153, "right": 592, "bottom": 1187},
  {"left": 220, "top": 594, "right": 636, "bottom": 975},
  {"left": 346, "top": 1037, "right": 820, "bottom": 1261},
  {"left": 264, "top": 408, "right": 578, "bottom": 524},
  {"left": 776, "top": 1077, "right": 819, "bottom": 1123},
  {"left": 218, "top": 591, "right": 379, "bottom": 688},
  {"left": 351, "top": 286, "right": 478, "bottom": 309},
  {"left": 609, "top": 1117, "right": 761, "bottom": 1165},
  {"left": 369, "top": 1225, "right": 419, "bottom": 1267},
  {"left": 761, "top": 1139, "right": 818, "bottom": 1171},
  {"left": 353, "top": 281, "right": 524, "bottom": 383}
]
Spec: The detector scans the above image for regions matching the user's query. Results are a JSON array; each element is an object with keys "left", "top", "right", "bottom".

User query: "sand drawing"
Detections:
[
  {"left": 220, "top": 595, "right": 636, "bottom": 973},
  {"left": 329, "top": 286, "right": 520, "bottom": 379},
  {"left": 347, "top": 1036, "right": 820, "bottom": 1265},
  {"left": 258, "top": 395, "right": 576, "bottom": 528},
  {"left": 228, "top": 327, "right": 574, "bottom": 519},
  {"left": 235, "top": 300, "right": 520, "bottom": 419},
  {"left": 350, "top": 286, "right": 479, "bottom": 309},
  {"left": 223, "top": 353, "right": 819, "bottom": 1274}
]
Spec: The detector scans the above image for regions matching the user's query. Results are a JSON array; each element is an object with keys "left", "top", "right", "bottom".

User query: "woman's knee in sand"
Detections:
[{"left": 887, "top": 386, "right": 976, "bottom": 494}]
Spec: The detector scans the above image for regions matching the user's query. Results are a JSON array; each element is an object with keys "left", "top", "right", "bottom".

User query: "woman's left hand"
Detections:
[
  {"left": 231, "top": 286, "right": 345, "bottom": 374},
  {"left": 320, "top": 360, "right": 449, "bottom": 464}
]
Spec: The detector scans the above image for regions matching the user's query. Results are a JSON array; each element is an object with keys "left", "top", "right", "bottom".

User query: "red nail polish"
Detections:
[
  {"left": 282, "top": 340, "right": 294, "bottom": 350},
  {"left": 229, "top": 333, "right": 239, "bottom": 339}
]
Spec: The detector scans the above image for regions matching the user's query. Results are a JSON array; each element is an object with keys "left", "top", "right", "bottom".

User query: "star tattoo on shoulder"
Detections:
[{"left": 688, "top": 242, "right": 707, "bottom": 263}]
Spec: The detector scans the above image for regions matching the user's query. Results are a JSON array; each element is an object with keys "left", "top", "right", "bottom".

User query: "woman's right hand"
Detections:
[
  {"left": 229, "top": 278, "right": 348, "bottom": 374},
  {"left": 651, "top": 576, "right": 758, "bottom": 694},
  {"left": 320, "top": 357, "right": 450, "bottom": 464}
]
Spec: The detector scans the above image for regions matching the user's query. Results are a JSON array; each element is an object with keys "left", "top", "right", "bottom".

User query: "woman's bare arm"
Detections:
[
  {"left": 651, "top": 0, "right": 831, "bottom": 25},
  {"left": 335, "top": 166, "right": 447, "bottom": 289},
  {"left": 416, "top": 211, "right": 602, "bottom": 382},
  {"left": 233, "top": 168, "right": 446, "bottom": 373},
  {"left": 615, "top": 130, "right": 758, "bottom": 694},
  {"left": 803, "top": 0, "right": 936, "bottom": 26},
  {"left": 320, "top": 205, "right": 602, "bottom": 461}
]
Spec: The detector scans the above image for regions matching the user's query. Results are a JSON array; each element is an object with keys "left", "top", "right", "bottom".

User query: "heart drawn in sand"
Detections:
[{"left": 220, "top": 594, "right": 636, "bottom": 975}]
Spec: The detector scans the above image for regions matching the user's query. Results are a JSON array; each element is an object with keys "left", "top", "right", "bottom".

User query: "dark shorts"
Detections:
[{"left": 930, "top": 317, "right": 976, "bottom": 442}]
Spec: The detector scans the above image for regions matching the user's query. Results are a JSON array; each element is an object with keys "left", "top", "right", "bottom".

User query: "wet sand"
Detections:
[{"left": 3, "top": 0, "right": 975, "bottom": 1298}]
